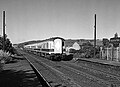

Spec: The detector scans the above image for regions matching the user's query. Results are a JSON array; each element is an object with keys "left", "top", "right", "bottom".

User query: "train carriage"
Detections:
[{"left": 24, "top": 37, "right": 73, "bottom": 61}]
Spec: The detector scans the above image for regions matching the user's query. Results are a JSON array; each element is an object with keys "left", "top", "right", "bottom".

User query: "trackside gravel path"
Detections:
[{"left": 0, "top": 56, "right": 41, "bottom": 87}]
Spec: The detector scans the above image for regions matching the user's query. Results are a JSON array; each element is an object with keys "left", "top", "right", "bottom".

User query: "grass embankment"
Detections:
[
  {"left": 0, "top": 49, "right": 20, "bottom": 71},
  {"left": 0, "top": 50, "right": 11, "bottom": 71},
  {"left": 0, "top": 49, "right": 41, "bottom": 87}
]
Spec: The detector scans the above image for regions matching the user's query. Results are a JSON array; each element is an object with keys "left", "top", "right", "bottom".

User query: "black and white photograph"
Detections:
[{"left": 0, "top": 0, "right": 120, "bottom": 87}]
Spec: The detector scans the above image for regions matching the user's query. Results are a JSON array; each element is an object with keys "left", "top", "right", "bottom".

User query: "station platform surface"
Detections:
[
  {"left": 77, "top": 58, "right": 120, "bottom": 67},
  {"left": 0, "top": 56, "right": 41, "bottom": 87}
]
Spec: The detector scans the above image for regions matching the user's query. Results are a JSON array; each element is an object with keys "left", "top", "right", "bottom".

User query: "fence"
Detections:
[{"left": 100, "top": 47, "right": 120, "bottom": 62}]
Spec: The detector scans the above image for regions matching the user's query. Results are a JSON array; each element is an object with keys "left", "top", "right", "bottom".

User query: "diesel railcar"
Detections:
[{"left": 24, "top": 37, "right": 73, "bottom": 61}]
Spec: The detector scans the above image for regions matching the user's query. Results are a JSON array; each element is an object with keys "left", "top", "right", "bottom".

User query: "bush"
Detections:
[
  {"left": 69, "top": 49, "right": 76, "bottom": 53},
  {"left": 0, "top": 58, "right": 4, "bottom": 72},
  {"left": 73, "top": 46, "right": 101, "bottom": 58},
  {"left": 0, "top": 64, "right": 3, "bottom": 72},
  {"left": 0, "top": 50, "right": 12, "bottom": 64}
]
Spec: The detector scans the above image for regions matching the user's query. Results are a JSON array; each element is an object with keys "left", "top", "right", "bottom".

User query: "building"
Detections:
[{"left": 110, "top": 33, "right": 120, "bottom": 47}]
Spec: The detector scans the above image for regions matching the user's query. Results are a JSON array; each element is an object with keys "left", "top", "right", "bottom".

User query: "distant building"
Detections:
[
  {"left": 110, "top": 33, "right": 120, "bottom": 47},
  {"left": 65, "top": 42, "right": 81, "bottom": 51},
  {"left": 65, "top": 39, "right": 102, "bottom": 51},
  {"left": 65, "top": 39, "right": 81, "bottom": 51},
  {"left": 72, "top": 42, "right": 81, "bottom": 50}
]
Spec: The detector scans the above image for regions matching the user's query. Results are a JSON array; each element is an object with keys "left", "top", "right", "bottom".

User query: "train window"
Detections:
[
  {"left": 41, "top": 44, "right": 43, "bottom": 48},
  {"left": 62, "top": 41, "right": 64, "bottom": 46},
  {"left": 48, "top": 43, "right": 51, "bottom": 49},
  {"left": 45, "top": 43, "right": 47, "bottom": 49},
  {"left": 43, "top": 44, "right": 45, "bottom": 49},
  {"left": 38, "top": 45, "right": 41, "bottom": 48},
  {"left": 49, "top": 41, "right": 53, "bottom": 49},
  {"left": 46, "top": 43, "right": 49, "bottom": 48},
  {"left": 43, "top": 43, "right": 45, "bottom": 49}
]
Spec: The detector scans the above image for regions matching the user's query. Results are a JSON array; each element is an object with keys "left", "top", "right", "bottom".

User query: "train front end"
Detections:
[
  {"left": 51, "top": 37, "right": 73, "bottom": 61},
  {"left": 50, "top": 37, "right": 64, "bottom": 61}
]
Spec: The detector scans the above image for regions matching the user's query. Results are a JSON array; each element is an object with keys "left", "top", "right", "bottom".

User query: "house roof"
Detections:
[{"left": 65, "top": 39, "right": 102, "bottom": 47}]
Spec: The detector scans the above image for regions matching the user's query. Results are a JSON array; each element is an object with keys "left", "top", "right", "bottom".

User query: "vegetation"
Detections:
[
  {"left": 0, "top": 35, "right": 15, "bottom": 54},
  {"left": 71, "top": 42, "right": 100, "bottom": 58},
  {"left": 0, "top": 35, "right": 16, "bottom": 67}
]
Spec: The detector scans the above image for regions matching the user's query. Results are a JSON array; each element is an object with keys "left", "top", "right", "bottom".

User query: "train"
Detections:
[{"left": 24, "top": 37, "right": 73, "bottom": 61}]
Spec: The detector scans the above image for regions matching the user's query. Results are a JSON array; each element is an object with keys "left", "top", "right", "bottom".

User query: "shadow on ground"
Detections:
[{"left": 0, "top": 69, "right": 41, "bottom": 87}]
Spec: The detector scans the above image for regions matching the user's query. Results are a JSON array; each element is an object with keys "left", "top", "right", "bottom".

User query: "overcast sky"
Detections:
[{"left": 0, "top": 0, "right": 120, "bottom": 44}]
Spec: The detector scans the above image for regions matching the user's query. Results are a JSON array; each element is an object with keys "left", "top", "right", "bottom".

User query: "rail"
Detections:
[{"left": 23, "top": 55, "right": 52, "bottom": 87}]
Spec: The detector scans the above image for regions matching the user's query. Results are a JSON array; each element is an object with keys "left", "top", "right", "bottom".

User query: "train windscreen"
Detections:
[{"left": 54, "top": 39, "right": 62, "bottom": 54}]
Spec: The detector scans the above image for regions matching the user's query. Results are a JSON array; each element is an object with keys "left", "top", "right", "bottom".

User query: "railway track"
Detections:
[
  {"left": 60, "top": 61, "right": 120, "bottom": 87},
  {"left": 20, "top": 50, "right": 81, "bottom": 87},
  {"left": 18, "top": 50, "right": 120, "bottom": 87},
  {"left": 76, "top": 59, "right": 120, "bottom": 76}
]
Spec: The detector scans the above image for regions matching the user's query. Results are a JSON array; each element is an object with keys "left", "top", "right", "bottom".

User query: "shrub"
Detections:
[{"left": 0, "top": 50, "right": 12, "bottom": 64}]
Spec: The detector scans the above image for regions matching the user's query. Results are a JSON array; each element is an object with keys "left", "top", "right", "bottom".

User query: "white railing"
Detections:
[{"left": 100, "top": 47, "right": 120, "bottom": 62}]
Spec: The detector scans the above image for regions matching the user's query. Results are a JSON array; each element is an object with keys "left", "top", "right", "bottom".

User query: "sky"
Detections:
[{"left": 0, "top": 0, "right": 120, "bottom": 44}]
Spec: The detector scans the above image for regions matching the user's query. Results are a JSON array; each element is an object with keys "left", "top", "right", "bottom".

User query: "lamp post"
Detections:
[
  {"left": 3, "top": 11, "right": 6, "bottom": 52},
  {"left": 94, "top": 14, "right": 96, "bottom": 58}
]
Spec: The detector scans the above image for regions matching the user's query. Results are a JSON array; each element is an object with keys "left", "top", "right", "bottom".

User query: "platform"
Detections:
[{"left": 77, "top": 58, "right": 120, "bottom": 67}]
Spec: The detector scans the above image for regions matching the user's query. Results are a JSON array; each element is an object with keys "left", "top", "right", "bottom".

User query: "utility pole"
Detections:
[
  {"left": 94, "top": 14, "right": 96, "bottom": 58},
  {"left": 3, "top": 11, "right": 6, "bottom": 52}
]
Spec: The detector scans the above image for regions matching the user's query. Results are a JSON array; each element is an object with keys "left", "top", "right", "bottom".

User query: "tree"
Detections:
[
  {"left": 0, "top": 35, "right": 15, "bottom": 54},
  {"left": 81, "top": 42, "right": 100, "bottom": 58},
  {"left": 103, "top": 38, "right": 109, "bottom": 47},
  {"left": 82, "top": 41, "right": 93, "bottom": 47}
]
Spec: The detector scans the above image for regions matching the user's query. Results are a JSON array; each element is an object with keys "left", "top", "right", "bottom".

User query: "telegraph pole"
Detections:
[
  {"left": 94, "top": 14, "right": 96, "bottom": 58},
  {"left": 3, "top": 11, "right": 6, "bottom": 52}
]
